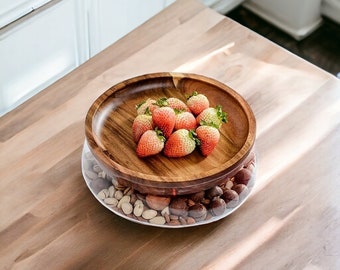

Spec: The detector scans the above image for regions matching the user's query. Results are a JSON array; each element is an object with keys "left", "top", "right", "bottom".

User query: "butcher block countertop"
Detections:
[{"left": 1, "top": 0, "right": 339, "bottom": 269}]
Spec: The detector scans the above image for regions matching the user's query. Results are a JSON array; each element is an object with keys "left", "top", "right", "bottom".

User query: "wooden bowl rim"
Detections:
[{"left": 85, "top": 72, "right": 256, "bottom": 184}]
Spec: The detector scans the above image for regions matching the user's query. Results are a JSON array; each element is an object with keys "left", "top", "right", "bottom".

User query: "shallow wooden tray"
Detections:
[{"left": 85, "top": 72, "right": 256, "bottom": 195}]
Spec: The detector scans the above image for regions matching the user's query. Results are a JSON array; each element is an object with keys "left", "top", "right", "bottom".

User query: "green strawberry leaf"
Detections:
[
  {"left": 135, "top": 100, "right": 146, "bottom": 110},
  {"left": 186, "top": 91, "right": 199, "bottom": 100},
  {"left": 199, "top": 120, "right": 219, "bottom": 129},
  {"left": 144, "top": 107, "right": 152, "bottom": 115},
  {"left": 155, "top": 127, "right": 166, "bottom": 142},
  {"left": 174, "top": 108, "right": 185, "bottom": 114},
  {"left": 154, "top": 97, "right": 169, "bottom": 107},
  {"left": 189, "top": 129, "right": 200, "bottom": 146},
  {"left": 216, "top": 105, "right": 227, "bottom": 123}
]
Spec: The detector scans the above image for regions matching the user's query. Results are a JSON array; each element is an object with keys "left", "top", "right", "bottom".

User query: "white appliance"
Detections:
[
  {"left": 243, "top": 0, "right": 323, "bottom": 40},
  {"left": 201, "top": 0, "right": 245, "bottom": 13},
  {"left": 322, "top": 0, "right": 340, "bottom": 24},
  {"left": 243, "top": 0, "right": 340, "bottom": 40}
]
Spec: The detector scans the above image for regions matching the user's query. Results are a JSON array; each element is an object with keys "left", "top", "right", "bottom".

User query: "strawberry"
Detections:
[
  {"left": 136, "top": 129, "right": 165, "bottom": 157},
  {"left": 136, "top": 98, "right": 157, "bottom": 115},
  {"left": 196, "top": 105, "right": 227, "bottom": 129},
  {"left": 152, "top": 106, "right": 176, "bottom": 138},
  {"left": 187, "top": 91, "right": 210, "bottom": 115},
  {"left": 163, "top": 129, "right": 198, "bottom": 157},
  {"left": 132, "top": 114, "right": 153, "bottom": 143},
  {"left": 167, "top": 97, "right": 190, "bottom": 112},
  {"left": 174, "top": 111, "right": 197, "bottom": 131},
  {"left": 196, "top": 125, "right": 220, "bottom": 156}
]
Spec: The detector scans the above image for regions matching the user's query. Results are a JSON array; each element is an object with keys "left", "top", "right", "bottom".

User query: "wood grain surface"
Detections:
[
  {"left": 0, "top": 0, "right": 339, "bottom": 269},
  {"left": 85, "top": 72, "right": 256, "bottom": 195}
]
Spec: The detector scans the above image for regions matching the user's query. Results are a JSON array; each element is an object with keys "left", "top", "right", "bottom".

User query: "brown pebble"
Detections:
[
  {"left": 234, "top": 168, "right": 252, "bottom": 185},
  {"left": 222, "top": 190, "right": 240, "bottom": 208},
  {"left": 189, "top": 191, "right": 205, "bottom": 202},
  {"left": 233, "top": 184, "right": 249, "bottom": 196},
  {"left": 206, "top": 186, "right": 223, "bottom": 199},
  {"left": 169, "top": 220, "right": 181, "bottom": 226},
  {"left": 189, "top": 203, "right": 207, "bottom": 221},
  {"left": 146, "top": 194, "right": 171, "bottom": 211},
  {"left": 221, "top": 189, "right": 239, "bottom": 202},
  {"left": 170, "top": 215, "right": 179, "bottom": 220},
  {"left": 169, "top": 198, "right": 188, "bottom": 217},
  {"left": 209, "top": 198, "right": 226, "bottom": 216}
]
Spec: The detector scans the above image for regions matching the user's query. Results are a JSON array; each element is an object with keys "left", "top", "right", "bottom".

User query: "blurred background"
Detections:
[{"left": 0, "top": 0, "right": 339, "bottom": 116}]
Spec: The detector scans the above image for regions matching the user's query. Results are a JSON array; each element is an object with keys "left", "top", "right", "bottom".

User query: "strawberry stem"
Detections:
[
  {"left": 174, "top": 108, "right": 185, "bottom": 114},
  {"left": 189, "top": 129, "right": 200, "bottom": 146},
  {"left": 144, "top": 107, "right": 152, "bottom": 115},
  {"left": 155, "top": 127, "right": 166, "bottom": 142},
  {"left": 154, "top": 97, "right": 169, "bottom": 107},
  {"left": 186, "top": 91, "right": 199, "bottom": 100},
  {"left": 135, "top": 100, "right": 146, "bottom": 110},
  {"left": 199, "top": 120, "right": 219, "bottom": 129},
  {"left": 216, "top": 105, "right": 227, "bottom": 123}
]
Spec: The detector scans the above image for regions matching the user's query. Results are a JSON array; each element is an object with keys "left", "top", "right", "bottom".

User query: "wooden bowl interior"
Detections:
[{"left": 85, "top": 73, "right": 255, "bottom": 188}]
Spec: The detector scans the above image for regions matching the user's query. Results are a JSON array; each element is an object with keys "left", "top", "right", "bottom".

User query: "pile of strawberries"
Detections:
[{"left": 132, "top": 91, "right": 227, "bottom": 158}]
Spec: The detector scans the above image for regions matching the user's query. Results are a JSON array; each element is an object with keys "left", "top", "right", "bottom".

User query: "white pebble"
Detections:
[
  {"left": 108, "top": 185, "right": 116, "bottom": 198},
  {"left": 133, "top": 203, "right": 144, "bottom": 217},
  {"left": 118, "top": 195, "right": 131, "bottom": 208},
  {"left": 104, "top": 197, "right": 118, "bottom": 206},
  {"left": 149, "top": 216, "right": 166, "bottom": 225},
  {"left": 161, "top": 206, "right": 170, "bottom": 216},
  {"left": 114, "top": 190, "right": 123, "bottom": 200},
  {"left": 142, "top": 209, "right": 157, "bottom": 220},
  {"left": 121, "top": 202, "right": 133, "bottom": 215},
  {"left": 134, "top": 199, "right": 144, "bottom": 207},
  {"left": 97, "top": 189, "right": 108, "bottom": 200}
]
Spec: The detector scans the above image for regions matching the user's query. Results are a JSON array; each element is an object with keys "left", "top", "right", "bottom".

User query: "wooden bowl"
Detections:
[{"left": 85, "top": 72, "right": 256, "bottom": 196}]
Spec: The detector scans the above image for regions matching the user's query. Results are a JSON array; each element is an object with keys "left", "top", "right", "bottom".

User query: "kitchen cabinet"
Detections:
[
  {"left": 0, "top": 0, "right": 175, "bottom": 116},
  {"left": 88, "top": 0, "right": 175, "bottom": 57},
  {"left": 0, "top": 0, "right": 87, "bottom": 116}
]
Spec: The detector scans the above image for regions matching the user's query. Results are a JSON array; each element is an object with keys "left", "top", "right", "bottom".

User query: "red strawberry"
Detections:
[
  {"left": 163, "top": 129, "right": 198, "bottom": 157},
  {"left": 136, "top": 129, "right": 165, "bottom": 157},
  {"left": 196, "top": 105, "right": 227, "bottom": 129},
  {"left": 136, "top": 98, "right": 157, "bottom": 115},
  {"left": 132, "top": 114, "right": 153, "bottom": 143},
  {"left": 174, "top": 111, "right": 197, "bottom": 131},
  {"left": 187, "top": 92, "right": 210, "bottom": 115},
  {"left": 196, "top": 125, "right": 220, "bottom": 156},
  {"left": 152, "top": 107, "right": 176, "bottom": 138},
  {"left": 167, "top": 97, "right": 190, "bottom": 112}
]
